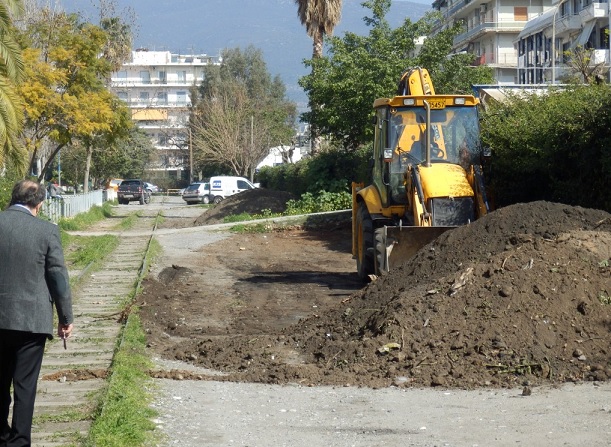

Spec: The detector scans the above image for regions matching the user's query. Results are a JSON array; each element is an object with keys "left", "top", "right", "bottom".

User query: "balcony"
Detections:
[
  {"left": 453, "top": 20, "right": 527, "bottom": 49},
  {"left": 555, "top": 13, "right": 582, "bottom": 33},
  {"left": 471, "top": 51, "right": 519, "bottom": 67},
  {"left": 579, "top": 2, "right": 608, "bottom": 20}
]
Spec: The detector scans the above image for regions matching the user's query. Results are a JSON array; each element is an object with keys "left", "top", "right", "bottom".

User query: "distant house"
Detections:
[{"left": 256, "top": 145, "right": 306, "bottom": 171}]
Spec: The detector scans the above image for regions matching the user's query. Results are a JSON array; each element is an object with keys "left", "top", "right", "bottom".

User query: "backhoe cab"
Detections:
[{"left": 352, "top": 67, "right": 492, "bottom": 280}]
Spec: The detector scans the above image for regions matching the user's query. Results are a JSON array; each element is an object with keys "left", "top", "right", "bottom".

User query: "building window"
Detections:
[
  {"left": 139, "top": 91, "right": 149, "bottom": 105},
  {"left": 514, "top": 6, "right": 527, "bottom": 21},
  {"left": 177, "top": 70, "right": 186, "bottom": 84},
  {"left": 140, "top": 71, "right": 151, "bottom": 84},
  {"left": 176, "top": 91, "right": 187, "bottom": 105},
  {"left": 116, "top": 71, "right": 127, "bottom": 83},
  {"left": 560, "top": 2, "right": 568, "bottom": 17},
  {"left": 158, "top": 71, "right": 167, "bottom": 84},
  {"left": 156, "top": 92, "right": 168, "bottom": 105},
  {"left": 117, "top": 91, "right": 128, "bottom": 102}
]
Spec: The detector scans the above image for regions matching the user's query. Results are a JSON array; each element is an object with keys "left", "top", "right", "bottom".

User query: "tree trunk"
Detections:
[
  {"left": 36, "top": 143, "right": 66, "bottom": 182},
  {"left": 84, "top": 143, "right": 93, "bottom": 193},
  {"left": 309, "top": 31, "right": 324, "bottom": 157}
]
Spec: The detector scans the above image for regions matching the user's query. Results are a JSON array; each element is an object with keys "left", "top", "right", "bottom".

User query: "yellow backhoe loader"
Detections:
[{"left": 352, "top": 67, "right": 492, "bottom": 280}]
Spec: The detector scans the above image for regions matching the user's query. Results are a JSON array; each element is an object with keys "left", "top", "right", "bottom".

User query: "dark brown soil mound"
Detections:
[
  {"left": 187, "top": 201, "right": 611, "bottom": 388},
  {"left": 194, "top": 188, "right": 296, "bottom": 225}
]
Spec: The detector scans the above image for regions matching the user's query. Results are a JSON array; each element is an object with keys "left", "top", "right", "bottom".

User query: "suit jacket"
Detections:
[{"left": 0, "top": 205, "right": 73, "bottom": 337}]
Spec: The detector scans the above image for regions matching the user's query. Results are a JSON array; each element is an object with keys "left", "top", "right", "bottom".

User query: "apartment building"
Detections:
[
  {"left": 516, "top": 0, "right": 610, "bottom": 84},
  {"left": 432, "top": 0, "right": 553, "bottom": 83},
  {"left": 110, "top": 49, "right": 220, "bottom": 183}
]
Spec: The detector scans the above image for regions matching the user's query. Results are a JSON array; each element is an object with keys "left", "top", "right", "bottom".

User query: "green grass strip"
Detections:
[
  {"left": 66, "top": 235, "right": 120, "bottom": 269},
  {"left": 84, "top": 312, "right": 157, "bottom": 447},
  {"left": 58, "top": 202, "right": 115, "bottom": 231}
]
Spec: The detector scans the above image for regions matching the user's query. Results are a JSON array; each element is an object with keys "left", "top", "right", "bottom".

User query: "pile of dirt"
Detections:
[
  {"left": 194, "top": 188, "right": 296, "bottom": 225},
  {"left": 162, "top": 201, "right": 611, "bottom": 389}
]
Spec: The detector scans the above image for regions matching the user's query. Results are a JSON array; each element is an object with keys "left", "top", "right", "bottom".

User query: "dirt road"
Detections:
[{"left": 140, "top": 195, "right": 611, "bottom": 446}]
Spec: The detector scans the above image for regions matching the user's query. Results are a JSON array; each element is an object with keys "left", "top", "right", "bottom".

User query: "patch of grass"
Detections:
[
  {"left": 147, "top": 237, "right": 162, "bottom": 261},
  {"left": 34, "top": 408, "right": 90, "bottom": 424},
  {"left": 66, "top": 235, "right": 120, "bottom": 270},
  {"left": 229, "top": 222, "right": 276, "bottom": 233},
  {"left": 223, "top": 212, "right": 256, "bottom": 223},
  {"left": 58, "top": 202, "right": 114, "bottom": 231},
  {"left": 84, "top": 312, "right": 157, "bottom": 447},
  {"left": 222, "top": 208, "right": 282, "bottom": 224},
  {"left": 599, "top": 293, "right": 611, "bottom": 305},
  {"left": 115, "top": 212, "right": 140, "bottom": 231}
]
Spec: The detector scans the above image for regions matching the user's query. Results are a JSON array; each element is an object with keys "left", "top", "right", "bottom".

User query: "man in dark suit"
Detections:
[{"left": 0, "top": 180, "right": 74, "bottom": 447}]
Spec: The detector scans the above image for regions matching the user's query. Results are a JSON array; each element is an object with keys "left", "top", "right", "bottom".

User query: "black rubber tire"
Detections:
[
  {"left": 139, "top": 195, "right": 145, "bottom": 205},
  {"left": 355, "top": 203, "right": 374, "bottom": 281},
  {"left": 202, "top": 195, "right": 210, "bottom": 204},
  {"left": 213, "top": 196, "right": 223, "bottom": 204},
  {"left": 374, "top": 227, "right": 386, "bottom": 276}
]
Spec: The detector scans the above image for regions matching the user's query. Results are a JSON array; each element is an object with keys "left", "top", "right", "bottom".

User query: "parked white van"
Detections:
[{"left": 209, "top": 176, "right": 256, "bottom": 203}]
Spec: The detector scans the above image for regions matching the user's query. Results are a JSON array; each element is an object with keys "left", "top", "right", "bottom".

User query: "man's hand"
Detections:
[{"left": 58, "top": 323, "right": 73, "bottom": 339}]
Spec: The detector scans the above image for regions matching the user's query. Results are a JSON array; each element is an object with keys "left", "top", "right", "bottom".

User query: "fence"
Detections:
[{"left": 41, "top": 189, "right": 106, "bottom": 224}]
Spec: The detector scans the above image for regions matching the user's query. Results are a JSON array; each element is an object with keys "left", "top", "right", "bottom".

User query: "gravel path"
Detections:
[
  {"left": 152, "top": 375, "right": 611, "bottom": 446},
  {"left": 148, "top": 198, "right": 611, "bottom": 447}
]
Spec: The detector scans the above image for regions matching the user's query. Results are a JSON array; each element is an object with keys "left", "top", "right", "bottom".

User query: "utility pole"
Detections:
[{"left": 189, "top": 127, "right": 193, "bottom": 184}]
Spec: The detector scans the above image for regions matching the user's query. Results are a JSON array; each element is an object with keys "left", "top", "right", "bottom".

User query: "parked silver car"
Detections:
[
  {"left": 182, "top": 182, "right": 210, "bottom": 204},
  {"left": 144, "top": 182, "right": 160, "bottom": 193}
]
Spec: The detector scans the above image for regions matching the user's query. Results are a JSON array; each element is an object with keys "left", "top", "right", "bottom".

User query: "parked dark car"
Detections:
[
  {"left": 117, "top": 179, "right": 150, "bottom": 205},
  {"left": 182, "top": 182, "right": 210, "bottom": 204}
]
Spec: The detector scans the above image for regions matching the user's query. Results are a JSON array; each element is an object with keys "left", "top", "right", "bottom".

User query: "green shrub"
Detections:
[
  {"left": 482, "top": 84, "right": 611, "bottom": 211},
  {"left": 256, "top": 145, "right": 371, "bottom": 197},
  {"left": 285, "top": 191, "right": 351, "bottom": 214}
]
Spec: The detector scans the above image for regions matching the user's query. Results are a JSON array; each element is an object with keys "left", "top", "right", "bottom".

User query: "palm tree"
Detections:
[
  {"left": 295, "top": 0, "right": 342, "bottom": 59},
  {"left": 0, "top": 0, "right": 26, "bottom": 173},
  {"left": 294, "top": 0, "right": 342, "bottom": 155}
]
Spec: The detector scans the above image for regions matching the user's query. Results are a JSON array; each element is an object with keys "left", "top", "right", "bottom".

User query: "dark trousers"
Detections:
[{"left": 0, "top": 329, "right": 47, "bottom": 447}]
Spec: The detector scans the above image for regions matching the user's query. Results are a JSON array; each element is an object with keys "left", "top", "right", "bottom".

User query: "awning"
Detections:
[
  {"left": 574, "top": 20, "right": 595, "bottom": 48},
  {"left": 517, "top": 7, "right": 556, "bottom": 40},
  {"left": 473, "top": 86, "right": 554, "bottom": 110},
  {"left": 478, "top": 88, "right": 511, "bottom": 105},
  {"left": 131, "top": 109, "right": 168, "bottom": 121}
]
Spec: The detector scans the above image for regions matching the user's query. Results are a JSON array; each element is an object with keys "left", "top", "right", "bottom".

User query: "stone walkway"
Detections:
[{"left": 30, "top": 204, "right": 157, "bottom": 447}]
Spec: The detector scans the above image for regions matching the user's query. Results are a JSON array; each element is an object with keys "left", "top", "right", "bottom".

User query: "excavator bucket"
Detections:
[{"left": 379, "top": 226, "right": 455, "bottom": 274}]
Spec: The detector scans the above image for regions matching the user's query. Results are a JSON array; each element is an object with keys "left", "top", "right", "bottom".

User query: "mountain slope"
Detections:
[{"left": 59, "top": 0, "right": 431, "bottom": 105}]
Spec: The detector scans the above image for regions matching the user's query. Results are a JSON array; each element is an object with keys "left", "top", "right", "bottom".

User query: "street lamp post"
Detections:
[{"left": 551, "top": 0, "right": 568, "bottom": 84}]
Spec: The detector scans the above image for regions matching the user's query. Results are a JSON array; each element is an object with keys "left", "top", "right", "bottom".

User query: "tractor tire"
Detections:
[
  {"left": 355, "top": 203, "right": 374, "bottom": 281},
  {"left": 374, "top": 227, "right": 387, "bottom": 276}
]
